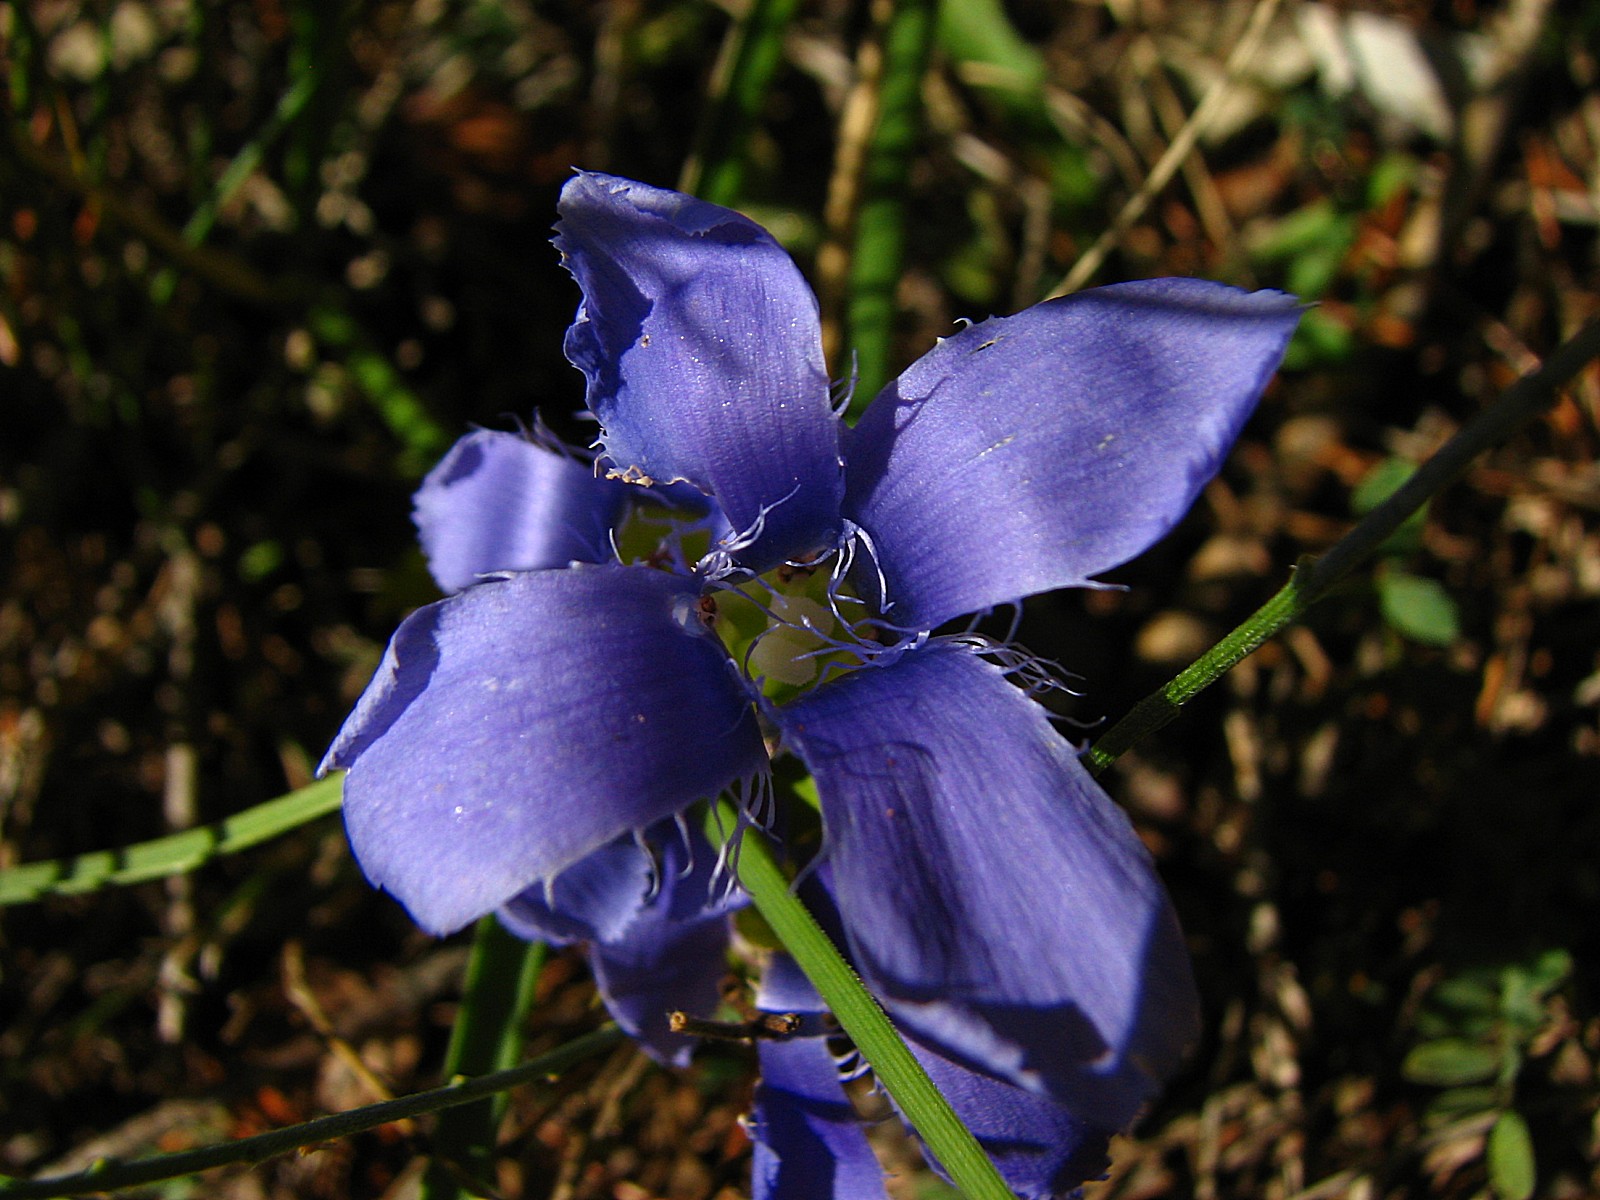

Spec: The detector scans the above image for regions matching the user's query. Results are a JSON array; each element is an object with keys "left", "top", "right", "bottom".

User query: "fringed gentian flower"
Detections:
[{"left": 322, "top": 172, "right": 1300, "bottom": 1196}]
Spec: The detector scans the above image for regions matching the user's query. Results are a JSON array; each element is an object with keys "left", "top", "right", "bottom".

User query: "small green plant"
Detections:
[
  {"left": 1402, "top": 948, "right": 1573, "bottom": 1200},
  {"left": 1353, "top": 457, "right": 1461, "bottom": 647}
]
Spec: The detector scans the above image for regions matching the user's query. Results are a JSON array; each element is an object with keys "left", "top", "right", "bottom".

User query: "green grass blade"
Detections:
[
  {"left": 0, "top": 774, "right": 344, "bottom": 906},
  {"left": 148, "top": 45, "right": 320, "bottom": 304},
  {"left": 0, "top": 1025, "right": 624, "bottom": 1200},
  {"left": 846, "top": 0, "right": 937, "bottom": 415},
  {"left": 308, "top": 303, "right": 451, "bottom": 475},
  {"left": 5, "top": 3, "right": 43, "bottom": 112},
  {"left": 179, "top": 71, "right": 319, "bottom": 249},
  {"left": 423, "top": 922, "right": 546, "bottom": 1199},
  {"left": 706, "top": 800, "right": 1015, "bottom": 1199},
  {"left": 679, "top": 0, "right": 801, "bottom": 206}
]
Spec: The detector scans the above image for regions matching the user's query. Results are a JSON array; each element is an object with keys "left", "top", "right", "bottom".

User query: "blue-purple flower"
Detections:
[{"left": 322, "top": 172, "right": 1299, "bottom": 1196}]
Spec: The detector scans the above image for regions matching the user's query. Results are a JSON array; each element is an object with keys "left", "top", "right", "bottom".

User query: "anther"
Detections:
[{"left": 668, "top": 1011, "right": 803, "bottom": 1041}]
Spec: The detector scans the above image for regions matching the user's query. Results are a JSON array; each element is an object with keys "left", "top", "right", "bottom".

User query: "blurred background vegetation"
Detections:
[{"left": 1, "top": 0, "right": 1598, "bottom": 1196}]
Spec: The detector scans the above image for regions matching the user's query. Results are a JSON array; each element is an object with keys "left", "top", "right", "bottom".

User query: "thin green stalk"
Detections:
[
  {"left": 1085, "top": 318, "right": 1600, "bottom": 775},
  {"left": 7, "top": 132, "right": 287, "bottom": 306},
  {"left": 679, "top": 0, "right": 800, "bottom": 207},
  {"left": 5, "top": 3, "right": 42, "bottom": 112},
  {"left": 0, "top": 774, "right": 344, "bottom": 906},
  {"left": 0, "top": 1025, "right": 624, "bottom": 1200},
  {"left": 187, "top": 73, "right": 318, "bottom": 248},
  {"left": 935, "top": 0, "right": 1045, "bottom": 105},
  {"left": 423, "top": 922, "right": 545, "bottom": 1200},
  {"left": 147, "top": 68, "right": 320, "bottom": 310},
  {"left": 846, "top": 0, "right": 937, "bottom": 414},
  {"left": 705, "top": 800, "right": 1015, "bottom": 1200},
  {"left": 282, "top": 0, "right": 351, "bottom": 209},
  {"left": 308, "top": 303, "right": 451, "bottom": 474}
]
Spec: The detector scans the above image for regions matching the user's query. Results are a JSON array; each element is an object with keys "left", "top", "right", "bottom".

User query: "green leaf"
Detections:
[
  {"left": 1283, "top": 307, "right": 1355, "bottom": 369},
  {"left": 1487, "top": 1109, "right": 1536, "bottom": 1200},
  {"left": 1431, "top": 974, "right": 1500, "bottom": 1016},
  {"left": 1422, "top": 1085, "right": 1498, "bottom": 1127},
  {"left": 1351, "top": 458, "right": 1419, "bottom": 510},
  {"left": 1416, "top": 1006, "right": 1495, "bottom": 1040},
  {"left": 1377, "top": 570, "right": 1461, "bottom": 647},
  {"left": 424, "top": 923, "right": 544, "bottom": 1199},
  {"left": 1352, "top": 458, "right": 1428, "bottom": 554},
  {"left": 1402, "top": 1038, "right": 1500, "bottom": 1086},
  {"left": 1248, "top": 198, "right": 1358, "bottom": 300},
  {"left": 937, "top": 0, "right": 1046, "bottom": 102},
  {"left": 1525, "top": 947, "right": 1574, "bottom": 993},
  {"left": 1250, "top": 198, "right": 1351, "bottom": 261},
  {"left": 1501, "top": 950, "right": 1569, "bottom": 1030}
]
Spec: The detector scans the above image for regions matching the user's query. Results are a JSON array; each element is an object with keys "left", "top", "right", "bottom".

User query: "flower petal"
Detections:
[
  {"left": 592, "top": 916, "right": 732, "bottom": 1067},
  {"left": 496, "top": 836, "right": 657, "bottom": 946},
  {"left": 750, "top": 1039, "right": 888, "bottom": 1200},
  {"left": 500, "top": 822, "right": 744, "bottom": 1066},
  {"left": 755, "top": 949, "right": 830, "bottom": 1018},
  {"left": 749, "top": 961, "right": 888, "bottom": 1200},
  {"left": 414, "top": 430, "right": 628, "bottom": 593},
  {"left": 322, "top": 564, "right": 765, "bottom": 935},
  {"left": 904, "top": 1037, "right": 1112, "bottom": 1200},
  {"left": 774, "top": 642, "right": 1199, "bottom": 1126},
  {"left": 844, "top": 280, "right": 1300, "bottom": 629},
  {"left": 783, "top": 875, "right": 1115, "bottom": 1198},
  {"left": 556, "top": 172, "right": 844, "bottom": 571}
]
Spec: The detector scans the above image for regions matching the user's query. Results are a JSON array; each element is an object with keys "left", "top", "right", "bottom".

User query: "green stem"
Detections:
[
  {"left": 678, "top": 0, "right": 801, "bottom": 207},
  {"left": 846, "top": 0, "right": 937, "bottom": 414},
  {"left": 1085, "top": 318, "right": 1600, "bottom": 775},
  {"left": 307, "top": 303, "right": 451, "bottom": 475},
  {"left": 423, "top": 923, "right": 545, "bottom": 1199},
  {"left": 0, "top": 1025, "right": 624, "bottom": 1200},
  {"left": 0, "top": 775, "right": 344, "bottom": 906},
  {"left": 706, "top": 801, "right": 1015, "bottom": 1199},
  {"left": 184, "top": 72, "right": 319, "bottom": 248},
  {"left": 5, "top": 2, "right": 42, "bottom": 112}
]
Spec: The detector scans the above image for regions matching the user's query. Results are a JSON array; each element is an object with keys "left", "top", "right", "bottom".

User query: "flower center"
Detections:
[
  {"left": 616, "top": 504, "right": 873, "bottom": 701},
  {"left": 705, "top": 558, "right": 867, "bottom": 702}
]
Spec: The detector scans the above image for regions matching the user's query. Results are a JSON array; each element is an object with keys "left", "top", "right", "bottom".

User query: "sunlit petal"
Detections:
[
  {"left": 557, "top": 172, "right": 844, "bottom": 571},
  {"left": 323, "top": 564, "right": 764, "bottom": 934},
  {"left": 845, "top": 280, "right": 1300, "bottom": 628},
  {"left": 776, "top": 642, "right": 1199, "bottom": 1126},
  {"left": 414, "top": 429, "right": 627, "bottom": 593}
]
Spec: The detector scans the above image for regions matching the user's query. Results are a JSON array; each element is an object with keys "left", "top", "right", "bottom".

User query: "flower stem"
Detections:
[
  {"left": 706, "top": 799, "right": 1016, "bottom": 1200},
  {"left": 0, "top": 774, "right": 344, "bottom": 906},
  {"left": 1085, "top": 318, "right": 1600, "bottom": 776},
  {"left": 0, "top": 1025, "right": 625, "bottom": 1200}
]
